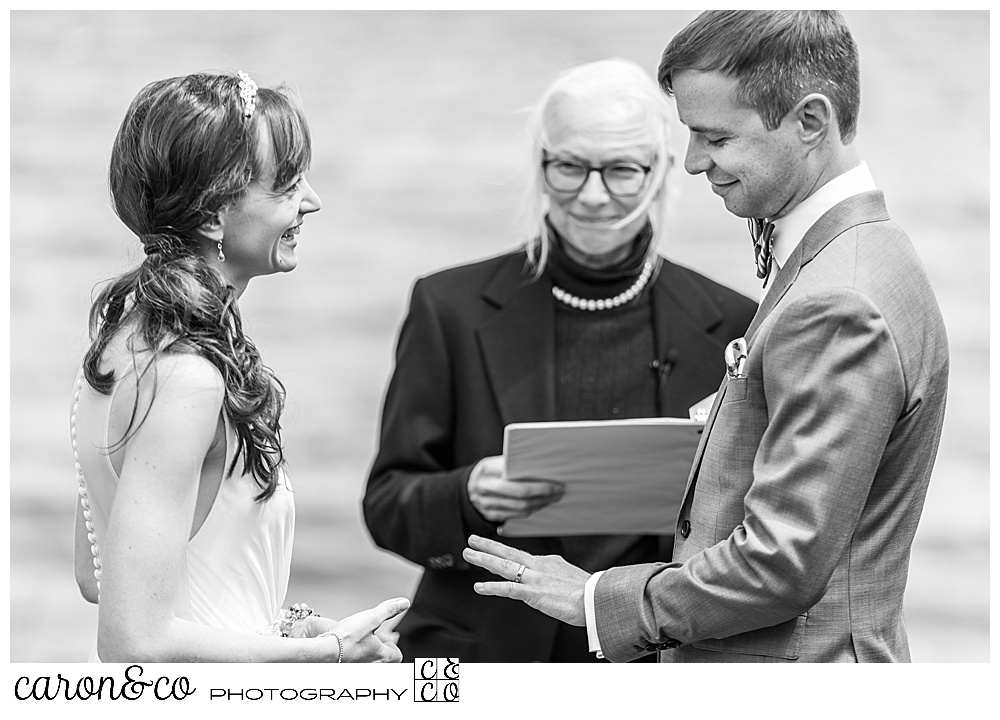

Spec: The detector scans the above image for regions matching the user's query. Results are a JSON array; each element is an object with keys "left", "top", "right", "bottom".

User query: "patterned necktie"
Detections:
[{"left": 748, "top": 218, "right": 775, "bottom": 286}]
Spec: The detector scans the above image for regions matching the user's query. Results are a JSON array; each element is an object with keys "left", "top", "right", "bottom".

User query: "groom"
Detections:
[{"left": 464, "top": 10, "right": 949, "bottom": 662}]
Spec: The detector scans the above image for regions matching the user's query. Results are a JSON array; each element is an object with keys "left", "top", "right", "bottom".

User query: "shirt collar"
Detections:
[{"left": 769, "top": 161, "right": 877, "bottom": 270}]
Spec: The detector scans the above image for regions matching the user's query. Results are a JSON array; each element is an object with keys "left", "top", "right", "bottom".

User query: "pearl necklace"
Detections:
[
  {"left": 72, "top": 372, "right": 103, "bottom": 598},
  {"left": 551, "top": 260, "right": 654, "bottom": 311}
]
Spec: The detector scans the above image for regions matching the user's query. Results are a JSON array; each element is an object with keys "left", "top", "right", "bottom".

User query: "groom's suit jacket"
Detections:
[{"left": 593, "top": 191, "right": 949, "bottom": 662}]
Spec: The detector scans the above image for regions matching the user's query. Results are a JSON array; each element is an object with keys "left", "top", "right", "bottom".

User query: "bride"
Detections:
[{"left": 72, "top": 70, "right": 406, "bottom": 662}]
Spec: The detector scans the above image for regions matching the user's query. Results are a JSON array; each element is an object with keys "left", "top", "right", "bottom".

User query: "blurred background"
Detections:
[{"left": 9, "top": 10, "right": 989, "bottom": 662}]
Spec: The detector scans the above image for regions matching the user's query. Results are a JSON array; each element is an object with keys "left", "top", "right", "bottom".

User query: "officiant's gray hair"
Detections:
[{"left": 518, "top": 58, "right": 675, "bottom": 276}]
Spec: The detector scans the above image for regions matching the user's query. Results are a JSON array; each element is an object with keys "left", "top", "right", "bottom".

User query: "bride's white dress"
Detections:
[{"left": 71, "top": 368, "right": 295, "bottom": 661}]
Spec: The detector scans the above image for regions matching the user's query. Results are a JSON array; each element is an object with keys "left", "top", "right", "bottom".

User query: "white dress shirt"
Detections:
[
  {"left": 761, "top": 161, "right": 878, "bottom": 301},
  {"left": 583, "top": 161, "right": 878, "bottom": 658}
]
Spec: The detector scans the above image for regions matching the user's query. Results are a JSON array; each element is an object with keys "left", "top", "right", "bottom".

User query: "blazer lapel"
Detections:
[
  {"left": 745, "top": 190, "right": 890, "bottom": 342},
  {"left": 649, "top": 261, "right": 727, "bottom": 416},
  {"left": 476, "top": 260, "right": 557, "bottom": 426},
  {"left": 682, "top": 191, "right": 892, "bottom": 508},
  {"left": 679, "top": 375, "right": 727, "bottom": 509}
]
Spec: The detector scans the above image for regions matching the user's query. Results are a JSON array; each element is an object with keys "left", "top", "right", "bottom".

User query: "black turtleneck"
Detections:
[
  {"left": 546, "top": 220, "right": 659, "bottom": 425},
  {"left": 545, "top": 219, "right": 655, "bottom": 300},
  {"left": 543, "top": 219, "right": 664, "bottom": 579}
]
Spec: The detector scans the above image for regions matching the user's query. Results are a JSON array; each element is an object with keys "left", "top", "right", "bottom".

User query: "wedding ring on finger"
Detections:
[{"left": 513, "top": 564, "right": 526, "bottom": 584}]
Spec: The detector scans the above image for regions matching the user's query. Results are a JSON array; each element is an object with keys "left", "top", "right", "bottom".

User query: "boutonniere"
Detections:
[{"left": 724, "top": 337, "right": 748, "bottom": 379}]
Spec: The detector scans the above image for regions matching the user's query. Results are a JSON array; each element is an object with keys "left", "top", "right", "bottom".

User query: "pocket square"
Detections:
[{"left": 725, "top": 337, "right": 748, "bottom": 379}]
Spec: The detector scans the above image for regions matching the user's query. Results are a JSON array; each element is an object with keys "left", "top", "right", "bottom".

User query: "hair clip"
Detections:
[{"left": 236, "top": 70, "right": 258, "bottom": 119}]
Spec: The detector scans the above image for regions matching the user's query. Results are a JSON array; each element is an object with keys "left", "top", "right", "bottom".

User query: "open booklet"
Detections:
[{"left": 498, "top": 416, "right": 704, "bottom": 537}]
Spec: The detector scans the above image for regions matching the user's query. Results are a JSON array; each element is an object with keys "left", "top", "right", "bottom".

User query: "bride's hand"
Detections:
[
  {"left": 289, "top": 614, "right": 334, "bottom": 638},
  {"left": 290, "top": 597, "right": 409, "bottom": 663}
]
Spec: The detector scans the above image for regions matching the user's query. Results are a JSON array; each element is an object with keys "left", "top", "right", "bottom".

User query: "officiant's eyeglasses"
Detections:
[{"left": 542, "top": 156, "right": 653, "bottom": 197}]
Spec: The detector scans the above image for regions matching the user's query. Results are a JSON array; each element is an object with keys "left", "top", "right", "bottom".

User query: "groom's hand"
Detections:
[{"left": 463, "top": 534, "right": 589, "bottom": 626}]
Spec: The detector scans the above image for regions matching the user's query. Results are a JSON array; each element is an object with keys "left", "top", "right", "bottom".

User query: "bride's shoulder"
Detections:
[
  {"left": 147, "top": 352, "right": 225, "bottom": 395},
  {"left": 123, "top": 352, "right": 226, "bottom": 447},
  {"left": 100, "top": 332, "right": 224, "bottom": 395}
]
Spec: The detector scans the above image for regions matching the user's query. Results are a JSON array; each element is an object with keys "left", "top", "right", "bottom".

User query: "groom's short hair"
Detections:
[{"left": 658, "top": 10, "right": 861, "bottom": 143}]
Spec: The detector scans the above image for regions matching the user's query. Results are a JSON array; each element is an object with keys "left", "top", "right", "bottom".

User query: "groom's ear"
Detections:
[{"left": 794, "top": 93, "right": 834, "bottom": 148}]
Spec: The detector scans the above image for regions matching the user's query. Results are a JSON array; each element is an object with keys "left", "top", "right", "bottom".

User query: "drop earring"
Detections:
[{"left": 217, "top": 241, "right": 226, "bottom": 262}]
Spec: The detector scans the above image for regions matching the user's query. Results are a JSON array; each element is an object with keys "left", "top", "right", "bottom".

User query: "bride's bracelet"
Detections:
[
  {"left": 318, "top": 631, "right": 344, "bottom": 663},
  {"left": 257, "top": 602, "right": 319, "bottom": 637}
]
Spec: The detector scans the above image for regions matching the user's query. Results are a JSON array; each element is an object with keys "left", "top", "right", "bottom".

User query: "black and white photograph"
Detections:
[{"left": 7, "top": 6, "right": 989, "bottom": 704}]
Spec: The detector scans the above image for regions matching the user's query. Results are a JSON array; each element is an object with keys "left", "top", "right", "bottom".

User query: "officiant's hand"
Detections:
[
  {"left": 290, "top": 597, "right": 410, "bottom": 662},
  {"left": 467, "top": 455, "right": 564, "bottom": 522},
  {"left": 463, "top": 534, "right": 589, "bottom": 626}
]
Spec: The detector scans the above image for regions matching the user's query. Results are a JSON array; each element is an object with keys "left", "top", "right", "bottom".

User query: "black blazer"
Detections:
[{"left": 363, "top": 249, "right": 757, "bottom": 662}]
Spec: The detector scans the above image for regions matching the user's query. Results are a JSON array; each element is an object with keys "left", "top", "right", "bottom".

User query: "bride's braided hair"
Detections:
[{"left": 84, "top": 72, "right": 312, "bottom": 501}]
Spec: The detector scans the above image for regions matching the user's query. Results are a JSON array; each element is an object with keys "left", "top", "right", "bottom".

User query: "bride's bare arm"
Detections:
[{"left": 97, "top": 352, "right": 404, "bottom": 662}]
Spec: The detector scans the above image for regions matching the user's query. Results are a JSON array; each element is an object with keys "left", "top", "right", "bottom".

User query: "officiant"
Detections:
[{"left": 362, "top": 58, "right": 756, "bottom": 662}]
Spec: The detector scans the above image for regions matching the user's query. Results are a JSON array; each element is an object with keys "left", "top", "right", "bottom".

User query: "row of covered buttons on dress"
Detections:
[
  {"left": 427, "top": 553, "right": 454, "bottom": 569},
  {"left": 72, "top": 374, "right": 102, "bottom": 596}
]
